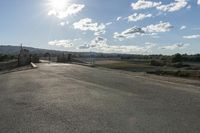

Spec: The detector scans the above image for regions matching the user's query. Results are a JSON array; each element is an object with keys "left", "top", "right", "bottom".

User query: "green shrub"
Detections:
[
  {"left": 31, "top": 54, "right": 40, "bottom": 63},
  {"left": 150, "top": 60, "right": 165, "bottom": 66},
  {"left": 172, "top": 53, "right": 182, "bottom": 63},
  {"left": 0, "top": 54, "right": 15, "bottom": 62},
  {"left": 175, "top": 71, "right": 190, "bottom": 77},
  {"left": 171, "top": 62, "right": 190, "bottom": 68}
]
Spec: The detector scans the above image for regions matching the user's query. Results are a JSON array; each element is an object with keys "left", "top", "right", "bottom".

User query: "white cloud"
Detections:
[
  {"left": 131, "top": 0, "right": 162, "bottom": 10},
  {"left": 157, "top": 0, "right": 188, "bottom": 12},
  {"left": 73, "top": 38, "right": 82, "bottom": 41},
  {"left": 60, "top": 21, "right": 69, "bottom": 26},
  {"left": 128, "top": 13, "right": 152, "bottom": 22},
  {"left": 60, "top": 22, "right": 65, "bottom": 26},
  {"left": 106, "top": 22, "right": 112, "bottom": 26},
  {"left": 180, "top": 25, "right": 186, "bottom": 30},
  {"left": 183, "top": 34, "right": 200, "bottom": 39},
  {"left": 73, "top": 18, "right": 106, "bottom": 35},
  {"left": 79, "top": 44, "right": 90, "bottom": 49},
  {"left": 48, "top": 4, "right": 85, "bottom": 19},
  {"left": 142, "top": 21, "right": 173, "bottom": 33},
  {"left": 114, "top": 27, "right": 145, "bottom": 40},
  {"left": 99, "top": 42, "right": 156, "bottom": 54},
  {"left": 78, "top": 36, "right": 108, "bottom": 49},
  {"left": 186, "top": 5, "right": 191, "bottom": 9},
  {"left": 48, "top": 10, "right": 57, "bottom": 16},
  {"left": 90, "top": 36, "right": 108, "bottom": 48},
  {"left": 198, "top": 0, "right": 200, "bottom": 5},
  {"left": 131, "top": 0, "right": 188, "bottom": 12},
  {"left": 160, "top": 43, "right": 190, "bottom": 50},
  {"left": 78, "top": 36, "right": 156, "bottom": 54},
  {"left": 100, "top": 45, "right": 152, "bottom": 54},
  {"left": 48, "top": 40, "right": 73, "bottom": 48},
  {"left": 113, "top": 22, "right": 173, "bottom": 41},
  {"left": 116, "top": 17, "right": 122, "bottom": 21}
]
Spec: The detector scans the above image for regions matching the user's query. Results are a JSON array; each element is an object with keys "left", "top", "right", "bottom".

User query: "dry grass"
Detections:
[
  {"left": 94, "top": 59, "right": 200, "bottom": 80},
  {"left": 95, "top": 60, "right": 155, "bottom": 72}
]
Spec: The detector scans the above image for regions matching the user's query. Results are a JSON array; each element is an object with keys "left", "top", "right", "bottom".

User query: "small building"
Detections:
[{"left": 18, "top": 45, "right": 31, "bottom": 66}]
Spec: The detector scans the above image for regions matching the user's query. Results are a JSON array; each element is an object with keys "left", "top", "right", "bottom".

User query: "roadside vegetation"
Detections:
[
  {"left": 0, "top": 54, "right": 16, "bottom": 62},
  {"left": 1, "top": 45, "right": 200, "bottom": 80},
  {"left": 92, "top": 53, "right": 200, "bottom": 80}
]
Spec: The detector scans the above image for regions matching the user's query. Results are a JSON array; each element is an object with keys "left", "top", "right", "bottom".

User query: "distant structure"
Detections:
[
  {"left": 57, "top": 53, "right": 72, "bottom": 63},
  {"left": 68, "top": 54, "right": 72, "bottom": 62},
  {"left": 18, "top": 44, "right": 31, "bottom": 66},
  {"left": 44, "top": 53, "right": 51, "bottom": 63}
]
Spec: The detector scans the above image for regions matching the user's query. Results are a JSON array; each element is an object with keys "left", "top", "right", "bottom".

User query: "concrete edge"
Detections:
[{"left": 31, "top": 62, "right": 38, "bottom": 69}]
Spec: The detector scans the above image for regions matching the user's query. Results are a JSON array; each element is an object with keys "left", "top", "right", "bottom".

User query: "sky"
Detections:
[{"left": 0, "top": 0, "right": 200, "bottom": 55}]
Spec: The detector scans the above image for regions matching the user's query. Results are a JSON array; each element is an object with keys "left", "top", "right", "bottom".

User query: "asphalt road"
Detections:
[{"left": 0, "top": 63, "right": 200, "bottom": 133}]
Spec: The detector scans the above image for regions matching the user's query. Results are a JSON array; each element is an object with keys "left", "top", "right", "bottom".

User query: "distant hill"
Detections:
[
  {"left": 0, "top": 45, "right": 21, "bottom": 55},
  {"left": 0, "top": 45, "right": 121, "bottom": 58},
  {"left": 0, "top": 45, "right": 72, "bottom": 56}
]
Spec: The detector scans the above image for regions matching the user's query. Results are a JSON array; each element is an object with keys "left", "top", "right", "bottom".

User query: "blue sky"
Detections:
[{"left": 0, "top": 0, "right": 200, "bottom": 55}]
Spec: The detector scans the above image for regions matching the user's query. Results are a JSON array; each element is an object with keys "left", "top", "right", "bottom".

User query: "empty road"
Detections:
[{"left": 0, "top": 63, "right": 200, "bottom": 133}]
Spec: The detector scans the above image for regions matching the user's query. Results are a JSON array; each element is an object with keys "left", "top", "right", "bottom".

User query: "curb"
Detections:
[{"left": 31, "top": 62, "right": 37, "bottom": 68}]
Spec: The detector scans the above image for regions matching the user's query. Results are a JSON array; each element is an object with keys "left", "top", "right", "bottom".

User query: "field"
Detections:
[{"left": 77, "top": 58, "right": 200, "bottom": 80}]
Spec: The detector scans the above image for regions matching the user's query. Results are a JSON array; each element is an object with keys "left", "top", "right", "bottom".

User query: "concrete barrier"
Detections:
[{"left": 30, "top": 62, "right": 37, "bottom": 68}]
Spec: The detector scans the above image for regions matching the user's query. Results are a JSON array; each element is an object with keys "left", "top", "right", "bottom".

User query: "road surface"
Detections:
[{"left": 0, "top": 63, "right": 200, "bottom": 133}]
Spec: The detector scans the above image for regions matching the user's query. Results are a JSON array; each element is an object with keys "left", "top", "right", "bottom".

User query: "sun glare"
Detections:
[{"left": 49, "top": 0, "right": 69, "bottom": 10}]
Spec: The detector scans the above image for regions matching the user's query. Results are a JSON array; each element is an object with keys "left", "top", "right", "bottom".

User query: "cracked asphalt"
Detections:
[{"left": 0, "top": 63, "right": 200, "bottom": 133}]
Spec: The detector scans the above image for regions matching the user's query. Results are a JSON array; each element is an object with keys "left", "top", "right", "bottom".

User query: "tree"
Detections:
[{"left": 172, "top": 53, "right": 182, "bottom": 63}]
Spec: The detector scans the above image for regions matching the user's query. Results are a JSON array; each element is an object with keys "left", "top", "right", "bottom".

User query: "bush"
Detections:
[
  {"left": 150, "top": 60, "right": 165, "bottom": 66},
  {"left": 171, "top": 62, "right": 190, "bottom": 68},
  {"left": 31, "top": 54, "right": 40, "bottom": 63},
  {"left": 0, "top": 54, "right": 15, "bottom": 62},
  {"left": 172, "top": 53, "right": 182, "bottom": 63},
  {"left": 147, "top": 70, "right": 190, "bottom": 77},
  {"left": 175, "top": 71, "right": 190, "bottom": 77}
]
